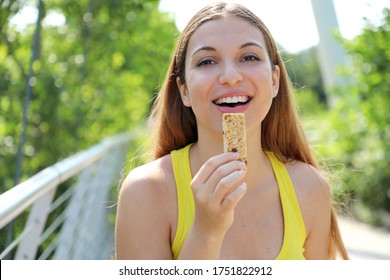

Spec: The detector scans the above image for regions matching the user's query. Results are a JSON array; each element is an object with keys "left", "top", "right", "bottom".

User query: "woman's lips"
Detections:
[{"left": 214, "top": 99, "right": 251, "bottom": 113}]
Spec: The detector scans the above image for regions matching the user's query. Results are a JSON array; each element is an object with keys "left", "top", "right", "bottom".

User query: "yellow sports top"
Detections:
[{"left": 170, "top": 144, "right": 306, "bottom": 260}]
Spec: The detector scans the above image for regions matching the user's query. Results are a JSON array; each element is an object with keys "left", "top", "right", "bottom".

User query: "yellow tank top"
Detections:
[{"left": 171, "top": 144, "right": 306, "bottom": 260}]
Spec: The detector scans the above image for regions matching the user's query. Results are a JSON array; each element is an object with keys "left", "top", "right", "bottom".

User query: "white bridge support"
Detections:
[{"left": 311, "top": 0, "right": 348, "bottom": 105}]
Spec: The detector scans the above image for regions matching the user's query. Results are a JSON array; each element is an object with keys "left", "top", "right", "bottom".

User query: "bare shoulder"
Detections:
[
  {"left": 117, "top": 154, "right": 177, "bottom": 225},
  {"left": 285, "top": 160, "right": 330, "bottom": 200},
  {"left": 115, "top": 154, "right": 176, "bottom": 259},
  {"left": 119, "top": 154, "right": 175, "bottom": 200},
  {"left": 285, "top": 160, "right": 331, "bottom": 232}
]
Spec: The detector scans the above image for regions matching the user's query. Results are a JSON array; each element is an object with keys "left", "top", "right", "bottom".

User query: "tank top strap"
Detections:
[
  {"left": 171, "top": 144, "right": 194, "bottom": 259},
  {"left": 266, "top": 152, "right": 306, "bottom": 259}
]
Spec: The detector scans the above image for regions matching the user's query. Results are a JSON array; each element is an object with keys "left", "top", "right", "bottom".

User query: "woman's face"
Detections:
[{"left": 177, "top": 16, "right": 280, "bottom": 138}]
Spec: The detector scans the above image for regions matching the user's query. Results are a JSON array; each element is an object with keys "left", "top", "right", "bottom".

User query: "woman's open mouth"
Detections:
[
  {"left": 213, "top": 95, "right": 251, "bottom": 113},
  {"left": 213, "top": 96, "right": 250, "bottom": 107}
]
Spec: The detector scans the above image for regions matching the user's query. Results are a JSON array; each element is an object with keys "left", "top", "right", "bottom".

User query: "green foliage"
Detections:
[
  {"left": 0, "top": 0, "right": 177, "bottom": 191},
  {"left": 315, "top": 8, "right": 390, "bottom": 226},
  {"left": 285, "top": 9, "right": 390, "bottom": 226},
  {"left": 284, "top": 47, "right": 327, "bottom": 105},
  {"left": 0, "top": 0, "right": 178, "bottom": 253}
]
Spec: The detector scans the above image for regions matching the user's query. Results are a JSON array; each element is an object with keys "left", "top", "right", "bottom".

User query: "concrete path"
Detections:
[{"left": 338, "top": 216, "right": 390, "bottom": 260}]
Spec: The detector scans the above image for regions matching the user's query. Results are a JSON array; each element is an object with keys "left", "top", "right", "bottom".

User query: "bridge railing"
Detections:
[{"left": 0, "top": 132, "right": 135, "bottom": 259}]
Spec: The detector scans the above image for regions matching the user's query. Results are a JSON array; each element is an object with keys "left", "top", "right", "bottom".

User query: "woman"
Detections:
[{"left": 115, "top": 2, "right": 348, "bottom": 260}]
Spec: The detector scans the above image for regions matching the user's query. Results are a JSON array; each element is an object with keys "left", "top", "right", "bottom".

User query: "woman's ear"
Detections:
[
  {"left": 272, "top": 65, "right": 280, "bottom": 98},
  {"left": 176, "top": 77, "right": 191, "bottom": 107}
]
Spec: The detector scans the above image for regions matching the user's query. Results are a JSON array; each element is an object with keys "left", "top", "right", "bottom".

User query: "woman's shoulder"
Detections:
[
  {"left": 115, "top": 154, "right": 177, "bottom": 259},
  {"left": 284, "top": 160, "right": 331, "bottom": 233},
  {"left": 119, "top": 154, "right": 176, "bottom": 202},
  {"left": 285, "top": 160, "right": 330, "bottom": 199}
]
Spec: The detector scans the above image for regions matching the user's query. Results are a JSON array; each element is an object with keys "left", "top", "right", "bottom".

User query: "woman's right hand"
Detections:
[{"left": 190, "top": 152, "right": 247, "bottom": 237}]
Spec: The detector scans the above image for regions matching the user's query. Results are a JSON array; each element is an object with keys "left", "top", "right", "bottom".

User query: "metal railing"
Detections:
[{"left": 0, "top": 132, "right": 135, "bottom": 259}]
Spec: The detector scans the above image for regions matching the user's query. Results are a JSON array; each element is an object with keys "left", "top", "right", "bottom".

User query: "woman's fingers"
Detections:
[
  {"left": 207, "top": 160, "right": 246, "bottom": 190},
  {"left": 221, "top": 183, "right": 247, "bottom": 210},
  {"left": 212, "top": 168, "right": 246, "bottom": 202},
  {"left": 192, "top": 152, "right": 240, "bottom": 186},
  {"left": 190, "top": 152, "right": 248, "bottom": 232},
  {"left": 191, "top": 154, "right": 246, "bottom": 205}
]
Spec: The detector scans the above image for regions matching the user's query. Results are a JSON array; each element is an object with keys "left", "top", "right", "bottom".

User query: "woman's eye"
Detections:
[
  {"left": 242, "top": 55, "right": 260, "bottom": 62},
  {"left": 197, "top": 59, "right": 215, "bottom": 67}
]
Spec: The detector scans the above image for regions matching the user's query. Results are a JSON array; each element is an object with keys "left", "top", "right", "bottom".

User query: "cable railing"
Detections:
[{"left": 0, "top": 132, "right": 135, "bottom": 259}]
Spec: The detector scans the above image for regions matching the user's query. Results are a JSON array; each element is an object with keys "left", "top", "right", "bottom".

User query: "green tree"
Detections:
[
  {"left": 318, "top": 8, "right": 390, "bottom": 226},
  {"left": 1, "top": 0, "right": 177, "bottom": 190},
  {"left": 0, "top": 0, "right": 178, "bottom": 252},
  {"left": 284, "top": 47, "right": 327, "bottom": 106}
]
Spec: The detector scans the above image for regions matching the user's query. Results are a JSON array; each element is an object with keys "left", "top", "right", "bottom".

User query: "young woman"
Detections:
[{"left": 115, "top": 2, "right": 349, "bottom": 260}]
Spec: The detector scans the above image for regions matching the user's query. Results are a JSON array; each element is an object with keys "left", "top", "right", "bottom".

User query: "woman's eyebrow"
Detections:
[
  {"left": 191, "top": 42, "right": 265, "bottom": 57},
  {"left": 240, "top": 41, "right": 265, "bottom": 50},
  {"left": 191, "top": 46, "right": 216, "bottom": 57}
]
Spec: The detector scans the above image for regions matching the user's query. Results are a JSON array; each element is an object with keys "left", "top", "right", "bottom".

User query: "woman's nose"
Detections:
[{"left": 218, "top": 61, "right": 243, "bottom": 86}]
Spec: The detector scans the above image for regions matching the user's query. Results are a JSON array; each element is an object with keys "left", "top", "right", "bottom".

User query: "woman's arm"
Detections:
[
  {"left": 289, "top": 163, "right": 331, "bottom": 259},
  {"left": 115, "top": 162, "right": 174, "bottom": 259},
  {"left": 302, "top": 171, "right": 331, "bottom": 259}
]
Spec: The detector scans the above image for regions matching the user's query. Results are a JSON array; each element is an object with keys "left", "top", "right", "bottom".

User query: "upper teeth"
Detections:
[{"left": 214, "top": 96, "right": 249, "bottom": 105}]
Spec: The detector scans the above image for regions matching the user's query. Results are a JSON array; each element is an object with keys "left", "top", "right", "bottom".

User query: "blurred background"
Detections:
[{"left": 0, "top": 0, "right": 389, "bottom": 259}]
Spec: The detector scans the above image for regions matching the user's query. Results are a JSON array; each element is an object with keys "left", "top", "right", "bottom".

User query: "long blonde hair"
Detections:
[{"left": 149, "top": 2, "right": 348, "bottom": 259}]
